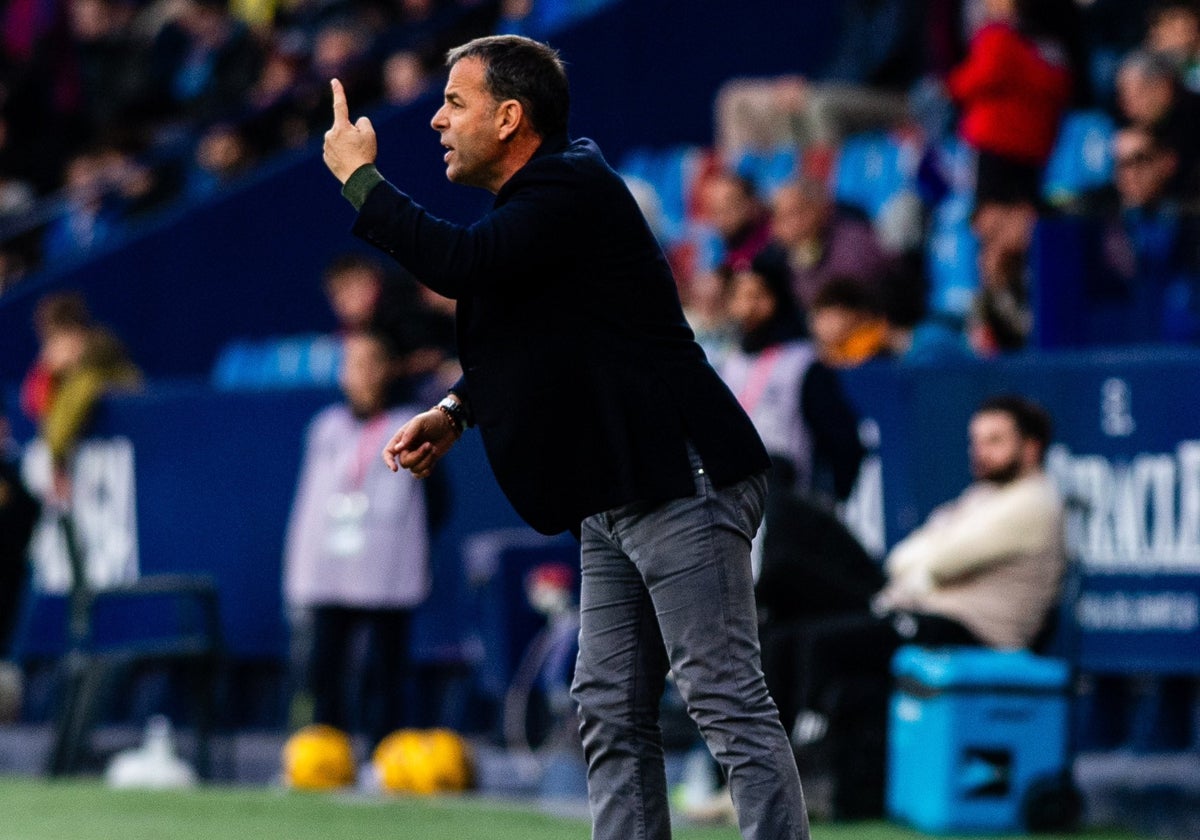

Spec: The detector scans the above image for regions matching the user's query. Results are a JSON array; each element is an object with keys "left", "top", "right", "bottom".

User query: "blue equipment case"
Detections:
[{"left": 888, "top": 646, "right": 1071, "bottom": 834}]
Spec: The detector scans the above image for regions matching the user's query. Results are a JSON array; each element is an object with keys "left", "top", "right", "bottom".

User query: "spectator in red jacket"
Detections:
[{"left": 947, "top": 0, "right": 1082, "bottom": 206}]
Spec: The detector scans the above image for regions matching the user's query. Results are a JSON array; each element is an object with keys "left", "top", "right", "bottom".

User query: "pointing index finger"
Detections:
[{"left": 331, "top": 78, "right": 350, "bottom": 126}]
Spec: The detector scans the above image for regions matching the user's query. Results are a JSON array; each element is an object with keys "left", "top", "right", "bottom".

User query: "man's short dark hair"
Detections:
[
  {"left": 976, "top": 394, "right": 1054, "bottom": 459},
  {"left": 811, "top": 276, "right": 884, "bottom": 315},
  {"left": 446, "top": 35, "right": 570, "bottom": 138}
]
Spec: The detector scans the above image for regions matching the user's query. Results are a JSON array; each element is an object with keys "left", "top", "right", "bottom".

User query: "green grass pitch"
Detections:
[{"left": 0, "top": 777, "right": 1149, "bottom": 840}]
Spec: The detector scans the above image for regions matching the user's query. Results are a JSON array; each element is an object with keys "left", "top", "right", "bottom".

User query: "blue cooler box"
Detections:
[{"left": 888, "top": 646, "right": 1070, "bottom": 834}]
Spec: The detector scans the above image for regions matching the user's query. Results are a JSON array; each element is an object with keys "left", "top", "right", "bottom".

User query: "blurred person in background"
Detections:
[
  {"left": 283, "top": 326, "right": 446, "bottom": 748},
  {"left": 19, "top": 292, "right": 93, "bottom": 425},
  {"left": 715, "top": 249, "right": 875, "bottom": 752},
  {"left": 143, "top": 0, "right": 263, "bottom": 125},
  {"left": 946, "top": 0, "right": 1082, "bottom": 208},
  {"left": 382, "top": 49, "right": 435, "bottom": 107},
  {"left": 807, "top": 277, "right": 893, "bottom": 367},
  {"left": 699, "top": 171, "right": 772, "bottom": 271},
  {"left": 1069, "top": 124, "right": 1200, "bottom": 342},
  {"left": 880, "top": 257, "right": 973, "bottom": 363},
  {"left": 1146, "top": 1, "right": 1200, "bottom": 92},
  {"left": 42, "top": 144, "right": 170, "bottom": 260},
  {"left": 185, "top": 121, "right": 258, "bottom": 197},
  {"left": 967, "top": 198, "right": 1039, "bottom": 355},
  {"left": 42, "top": 149, "right": 123, "bottom": 260},
  {"left": 36, "top": 310, "right": 142, "bottom": 503},
  {"left": 236, "top": 31, "right": 318, "bottom": 153},
  {"left": 769, "top": 179, "right": 888, "bottom": 312},
  {"left": 66, "top": 0, "right": 143, "bottom": 141},
  {"left": 297, "top": 19, "right": 380, "bottom": 133},
  {"left": 791, "top": 394, "right": 1066, "bottom": 818},
  {"left": 322, "top": 252, "right": 456, "bottom": 382},
  {"left": 678, "top": 268, "right": 735, "bottom": 364},
  {"left": 1116, "top": 49, "right": 1200, "bottom": 196},
  {"left": 719, "top": 250, "right": 864, "bottom": 512}
]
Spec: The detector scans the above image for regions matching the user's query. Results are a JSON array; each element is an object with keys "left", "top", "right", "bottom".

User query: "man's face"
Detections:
[
  {"left": 726, "top": 270, "right": 776, "bottom": 335},
  {"left": 771, "top": 185, "right": 828, "bottom": 249},
  {"left": 326, "top": 268, "right": 381, "bottom": 329},
  {"left": 968, "top": 410, "right": 1026, "bottom": 484},
  {"left": 1117, "top": 68, "right": 1174, "bottom": 125},
  {"left": 702, "top": 177, "right": 757, "bottom": 240},
  {"left": 1113, "top": 131, "right": 1176, "bottom": 209},
  {"left": 339, "top": 334, "right": 392, "bottom": 415},
  {"left": 431, "top": 57, "right": 504, "bottom": 189},
  {"left": 809, "top": 304, "right": 868, "bottom": 367},
  {"left": 1149, "top": 9, "right": 1200, "bottom": 60}
]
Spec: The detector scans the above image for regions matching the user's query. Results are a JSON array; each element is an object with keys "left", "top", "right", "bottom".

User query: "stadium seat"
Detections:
[
  {"left": 46, "top": 514, "right": 222, "bottom": 778},
  {"left": 925, "top": 194, "right": 979, "bottom": 319},
  {"left": 733, "top": 145, "right": 799, "bottom": 197},
  {"left": 619, "top": 145, "right": 707, "bottom": 246},
  {"left": 1042, "top": 110, "right": 1115, "bottom": 207},
  {"left": 888, "top": 556, "right": 1085, "bottom": 834},
  {"left": 832, "top": 132, "right": 920, "bottom": 218}
]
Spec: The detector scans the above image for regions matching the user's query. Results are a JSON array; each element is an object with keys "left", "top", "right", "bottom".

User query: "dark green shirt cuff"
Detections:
[{"left": 341, "top": 164, "right": 384, "bottom": 211}]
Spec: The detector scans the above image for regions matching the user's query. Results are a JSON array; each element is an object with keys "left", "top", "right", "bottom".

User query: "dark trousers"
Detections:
[
  {"left": 790, "top": 610, "right": 983, "bottom": 819},
  {"left": 572, "top": 465, "right": 809, "bottom": 840},
  {"left": 799, "top": 610, "right": 982, "bottom": 716},
  {"left": 308, "top": 605, "right": 412, "bottom": 747}
]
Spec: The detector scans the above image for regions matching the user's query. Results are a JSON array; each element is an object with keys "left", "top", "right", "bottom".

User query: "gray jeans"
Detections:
[{"left": 571, "top": 461, "right": 809, "bottom": 840}]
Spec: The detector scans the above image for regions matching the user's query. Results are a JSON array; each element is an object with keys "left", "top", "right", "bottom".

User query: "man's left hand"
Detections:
[{"left": 323, "top": 78, "right": 378, "bottom": 184}]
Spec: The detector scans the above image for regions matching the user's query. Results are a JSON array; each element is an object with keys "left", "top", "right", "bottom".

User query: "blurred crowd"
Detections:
[
  {"left": 664, "top": 0, "right": 1200, "bottom": 364},
  {"left": 0, "top": 0, "right": 565, "bottom": 290},
  {"left": 3, "top": 0, "right": 1200, "bottom": 360}
]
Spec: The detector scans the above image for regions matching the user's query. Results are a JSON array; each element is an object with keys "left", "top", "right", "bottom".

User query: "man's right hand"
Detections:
[
  {"left": 382, "top": 409, "right": 460, "bottom": 479},
  {"left": 323, "top": 78, "right": 378, "bottom": 184}
]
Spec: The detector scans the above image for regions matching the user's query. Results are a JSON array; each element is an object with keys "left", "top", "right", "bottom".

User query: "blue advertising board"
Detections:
[
  {"left": 17, "top": 350, "right": 1200, "bottom": 679},
  {"left": 841, "top": 350, "right": 1200, "bottom": 674}
]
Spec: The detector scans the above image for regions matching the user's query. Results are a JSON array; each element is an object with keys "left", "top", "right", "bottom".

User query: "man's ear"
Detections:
[{"left": 496, "top": 99, "right": 524, "bottom": 141}]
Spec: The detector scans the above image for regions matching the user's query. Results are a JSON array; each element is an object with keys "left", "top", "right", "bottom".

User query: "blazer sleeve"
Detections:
[{"left": 351, "top": 163, "right": 582, "bottom": 300}]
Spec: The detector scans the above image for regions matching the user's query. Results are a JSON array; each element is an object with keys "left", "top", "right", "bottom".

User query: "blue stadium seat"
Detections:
[
  {"left": 1042, "top": 110, "right": 1115, "bottom": 206},
  {"left": 733, "top": 145, "right": 799, "bottom": 197},
  {"left": 619, "top": 145, "right": 706, "bottom": 247},
  {"left": 925, "top": 194, "right": 978, "bottom": 319},
  {"left": 833, "top": 133, "right": 920, "bottom": 218}
]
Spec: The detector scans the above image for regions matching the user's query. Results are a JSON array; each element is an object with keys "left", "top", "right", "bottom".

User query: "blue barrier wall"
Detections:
[
  {"left": 18, "top": 351, "right": 1200, "bottom": 683},
  {"left": 841, "top": 351, "right": 1200, "bottom": 674}
]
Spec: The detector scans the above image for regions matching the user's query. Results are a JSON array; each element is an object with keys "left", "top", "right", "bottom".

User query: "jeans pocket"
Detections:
[{"left": 729, "top": 472, "right": 768, "bottom": 540}]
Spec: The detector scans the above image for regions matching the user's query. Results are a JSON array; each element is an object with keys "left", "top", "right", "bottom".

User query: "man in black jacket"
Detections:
[{"left": 324, "top": 35, "right": 809, "bottom": 840}]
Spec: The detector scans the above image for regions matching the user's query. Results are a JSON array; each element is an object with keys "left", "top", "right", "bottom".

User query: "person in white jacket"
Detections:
[
  {"left": 284, "top": 327, "right": 443, "bottom": 746},
  {"left": 789, "top": 394, "right": 1066, "bottom": 819}
]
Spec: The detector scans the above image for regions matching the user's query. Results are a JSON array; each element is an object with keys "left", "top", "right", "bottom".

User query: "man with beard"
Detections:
[{"left": 784, "top": 394, "right": 1065, "bottom": 818}]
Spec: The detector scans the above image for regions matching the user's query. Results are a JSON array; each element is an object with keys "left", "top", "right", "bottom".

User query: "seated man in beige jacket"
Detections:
[{"left": 788, "top": 394, "right": 1066, "bottom": 818}]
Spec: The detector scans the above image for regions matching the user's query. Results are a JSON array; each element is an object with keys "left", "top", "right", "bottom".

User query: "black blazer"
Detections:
[{"left": 352, "top": 133, "right": 769, "bottom": 534}]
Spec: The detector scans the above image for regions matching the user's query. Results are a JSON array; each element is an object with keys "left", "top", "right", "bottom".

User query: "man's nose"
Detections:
[{"left": 431, "top": 107, "right": 447, "bottom": 130}]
